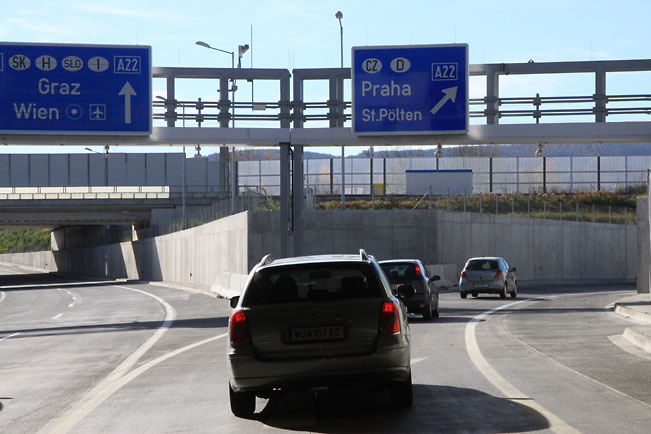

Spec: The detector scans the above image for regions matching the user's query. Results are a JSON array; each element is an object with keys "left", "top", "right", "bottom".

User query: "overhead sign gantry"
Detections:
[
  {"left": 351, "top": 44, "right": 468, "bottom": 135},
  {"left": 0, "top": 42, "right": 151, "bottom": 135}
]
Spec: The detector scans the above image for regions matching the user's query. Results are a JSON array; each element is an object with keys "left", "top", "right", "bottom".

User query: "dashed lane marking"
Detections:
[
  {"left": 0, "top": 332, "right": 20, "bottom": 341},
  {"left": 40, "top": 285, "right": 226, "bottom": 434}
]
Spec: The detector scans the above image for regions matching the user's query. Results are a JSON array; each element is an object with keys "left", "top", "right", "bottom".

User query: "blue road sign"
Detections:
[
  {"left": 352, "top": 44, "right": 468, "bottom": 135},
  {"left": 0, "top": 42, "right": 151, "bottom": 135}
]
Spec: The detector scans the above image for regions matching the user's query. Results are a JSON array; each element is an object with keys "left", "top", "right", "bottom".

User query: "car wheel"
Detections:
[
  {"left": 499, "top": 284, "right": 507, "bottom": 299},
  {"left": 423, "top": 299, "right": 433, "bottom": 321},
  {"left": 472, "top": 292, "right": 478, "bottom": 298},
  {"left": 510, "top": 284, "right": 517, "bottom": 298},
  {"left": 432, "top": 295, "right": 439, "bottom": 318},
  {"left": 390, "top": 372, "right": 413, "bottom": 408},
  {"left": 460, "top": 292, "right": 467, "bottom": 299},
  {"left": 229, "top": 384, "right": 255, "bottom": 418}
]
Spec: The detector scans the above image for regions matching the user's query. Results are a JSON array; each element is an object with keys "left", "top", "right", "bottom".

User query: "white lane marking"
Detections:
[
  {"left": 411, "top": 357, "right": 428, "bottom": 365},
  {"left": 0, "top": 332, "right": 20, "bottom": 341},
  {"left": 44, "top": 331, "right": 227, "bottom": 434},
  {"left": 465, "top": 298, "right": 581, "bottom": 434},
  {"left": 52, "top": 313, "right": 63, "bottom": 320},
  {"left": 0, "top": 291, "right": 5, "bottom": 303},
  {"left": 41, "top": 284, "right": 178, "bottom": 434},
  {"left": 61, "top": 289, "right": 79, "bottom": 309}
]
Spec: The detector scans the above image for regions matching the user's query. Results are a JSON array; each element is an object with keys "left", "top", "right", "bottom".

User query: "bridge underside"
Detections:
[
  {"left": 2, "top": 122, "right": 651, "bottom": 147},
  {"left": 0, "top": 198, "right": 175, "bottom": 227}
]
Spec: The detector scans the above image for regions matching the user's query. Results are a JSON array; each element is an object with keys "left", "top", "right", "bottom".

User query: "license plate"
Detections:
[
  {"left": 288, "top": 325, "right": 344, "bottom": 343},
  {"left": 474, "top": 283, "right": 489, "bottom": 288}
]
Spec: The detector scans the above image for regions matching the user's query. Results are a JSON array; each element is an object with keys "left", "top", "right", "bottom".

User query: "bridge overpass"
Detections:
[{"left": 1, "top": 55, "right": 650, "bottom": 272}]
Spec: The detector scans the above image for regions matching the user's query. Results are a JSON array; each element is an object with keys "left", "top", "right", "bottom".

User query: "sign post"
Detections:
[
  {"left": 352, "top": 44, "right": 468, "bottom": 135},
  {"left": 0, "top": 42, "right": 151, "bottom": 135}
]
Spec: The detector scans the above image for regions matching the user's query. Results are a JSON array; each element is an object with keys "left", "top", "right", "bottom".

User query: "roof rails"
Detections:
[
  {"left": 360, "top": 249, "right": 368, "bottom": 261},
  {"left": 258, "top": 254, "right": 274, "bottom": 267}
]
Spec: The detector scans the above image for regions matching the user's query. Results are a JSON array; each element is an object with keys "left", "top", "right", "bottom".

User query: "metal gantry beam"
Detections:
[{"left": 1, "top": 59, "right": 650, "bottom": 147}]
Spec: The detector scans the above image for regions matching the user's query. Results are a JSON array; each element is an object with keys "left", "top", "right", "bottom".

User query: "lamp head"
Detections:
[
  {"left": 238, "top": 44, "right": 249, "bottom": 55},
  {"left": 335, "top": 11, "right": 343, "bottom": 20},
  {"left": 195, "top": 41, "right": 210, "bottom": 49}
]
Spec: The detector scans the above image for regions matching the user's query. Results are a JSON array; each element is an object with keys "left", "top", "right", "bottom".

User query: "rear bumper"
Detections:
[
  {"left": 228, "top": 345, "right": 410, "bottom": 393},
  {"left": 459, "top": 280, "right": 503, "bottom": 293},
  {"left": 402, "top": 295, "right": 429, "bottom": 313}
]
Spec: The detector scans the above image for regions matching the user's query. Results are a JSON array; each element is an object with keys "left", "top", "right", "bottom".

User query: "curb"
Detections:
[
  {"left": 623, "top": 326, "right": 651, "bottom": 354},
  {"left": 614, "top": 303, "right": 651, "bottom": 325}
]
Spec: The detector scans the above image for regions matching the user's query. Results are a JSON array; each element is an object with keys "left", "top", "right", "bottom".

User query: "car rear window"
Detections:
[
  {"left": 380, "top": 263, "right": 418, "bottom": 283},
  {"left": 242, "top": 262, "right": 383, "bottom": 306},
  {"left": 466, "top": 260, "right": 499, "bottom": 271}
]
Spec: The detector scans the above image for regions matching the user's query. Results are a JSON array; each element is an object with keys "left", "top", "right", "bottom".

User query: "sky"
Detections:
[{"left": 1, "top": 0, "right": 650, "bottom": 157}]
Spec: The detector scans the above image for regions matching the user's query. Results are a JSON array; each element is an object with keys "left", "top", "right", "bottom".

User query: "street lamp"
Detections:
[
  {"left": 335, "top": 11, "right": 345, "bottom": 208},
  {"left": 196, "top": 40, "right": 249, "bottom": 199},
  {"left": 335, "top": 11, "right": 343, "bottom": 68}
]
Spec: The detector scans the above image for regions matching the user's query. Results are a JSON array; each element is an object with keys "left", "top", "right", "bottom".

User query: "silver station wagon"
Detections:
[{"left": 227, "top": 250, "right": 414, "bottom": 418}]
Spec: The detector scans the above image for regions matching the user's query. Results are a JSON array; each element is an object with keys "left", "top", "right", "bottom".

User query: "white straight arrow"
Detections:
[
  {"left": 430, "top": 86, "right": 458, "bottom": 116},
  {"left": 119, "top": 81, "right": 137, "bottom": 124}
]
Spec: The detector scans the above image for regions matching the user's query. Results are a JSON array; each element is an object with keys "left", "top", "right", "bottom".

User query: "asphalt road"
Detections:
[{"left": 1, "top": 265, "right": 649, "bottom": 433}]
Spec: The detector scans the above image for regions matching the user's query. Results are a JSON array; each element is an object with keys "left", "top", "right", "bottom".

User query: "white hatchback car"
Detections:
[
  {"left": 227, "top": 250, "right": 415, "bottom": 418},
  {"left": 459, "top": 257, "right": 517, "bottom": 299}
]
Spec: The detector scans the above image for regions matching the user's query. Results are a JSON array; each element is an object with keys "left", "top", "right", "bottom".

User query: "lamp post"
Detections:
[
  {"left": 195, "top": 40, "right": 249, "bottom": 199},
  {"left": 335, "top": 11, "right": 345, "bottom": 209}
]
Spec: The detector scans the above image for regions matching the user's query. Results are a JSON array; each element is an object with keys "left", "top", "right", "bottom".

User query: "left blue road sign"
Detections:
[{"left": 0, "top": 42, "right": 151, "bottom": 135}]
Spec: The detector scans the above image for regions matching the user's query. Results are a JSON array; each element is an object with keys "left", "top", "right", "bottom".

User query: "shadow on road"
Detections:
[
  {"left": 252, "top": 384, "right": 549, "bottom": 433},
  {"left": 408, "top": 315, "right": 482, "bottom": 324},
  {"left": 0, "top": 316, "right": 228, "bottom": 338}
]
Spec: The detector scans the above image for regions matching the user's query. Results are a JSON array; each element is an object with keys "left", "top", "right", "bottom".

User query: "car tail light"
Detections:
[
  {"left": 230, "top": 309, "right": 251, "bottom": 344},
  {"left": 495, "top": 270, "right": 504, "bottom": 279},
  {"left": 414, "top": 265, "right": 421, "bottom": 276},
  {"left": 379, "top": 301, "right": 400, "bottom": 334},
  {"left": 461, "top": 271, "right": 468, "bottom": 278}
]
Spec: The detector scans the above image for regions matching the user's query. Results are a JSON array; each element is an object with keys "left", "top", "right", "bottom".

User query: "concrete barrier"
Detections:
[
  {"left": 1, "top": 208, "right": 637, "bottom": 295},
  {"left": 250, "top": 209, "right": 636, "bottom": 282},
  {"left": 425, "top": 264, "right": 459, "bottom": 288}
]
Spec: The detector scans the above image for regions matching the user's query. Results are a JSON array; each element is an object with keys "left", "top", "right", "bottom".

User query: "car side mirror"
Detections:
[
  {"left": 429, "top": 275, "right": 441, "bottom": 282},
  {"left": 397, "top": 284, "right": 415, "bottom": 298},
  {"left": 510, "top": 267, "right": 517, "bottom": 272},
  {"left": 230, "top": 296, "right": 240, "bottom": 308}
]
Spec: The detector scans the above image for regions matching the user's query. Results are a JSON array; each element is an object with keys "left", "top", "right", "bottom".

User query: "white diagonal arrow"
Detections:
[
  {"left": 430, "top": 86, "right": 458, "bottom": 116},
  {"left": 118, "top": 81, "right": 137, "bottom": 124}
]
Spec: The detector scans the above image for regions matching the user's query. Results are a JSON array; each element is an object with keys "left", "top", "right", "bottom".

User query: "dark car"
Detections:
[
  {"left": 227, "top": 250, "right": 415, "bottom": 418},
  {"left": 379, "top": 259, "right": 440, "bottom": 320}
]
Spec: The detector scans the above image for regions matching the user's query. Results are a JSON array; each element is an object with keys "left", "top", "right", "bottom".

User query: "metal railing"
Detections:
[
  {"left": 407, "top": 193, "right": 635, "bottom": 225},
  {"left": 0, "top": 186, "right": 170, "bottom": 200},
  {"left": 150, "top": 187, "right": 273, "bottom": 237},
  {"left": 152, "top": 60, "right": 651, "bottom": 128}
]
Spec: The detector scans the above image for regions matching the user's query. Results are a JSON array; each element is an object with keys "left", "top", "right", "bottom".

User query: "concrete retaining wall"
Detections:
[
  {"left": 1, "top": 212, "right": 249, "bottom": 297},
  {"left": 248, "top": 209, "right": 636, "bottom": 281},
  {"left": 1, "top": 209, "right": 636, "bottom": 298}
]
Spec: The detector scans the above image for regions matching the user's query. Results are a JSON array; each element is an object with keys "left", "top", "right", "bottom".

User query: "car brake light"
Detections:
[
  {"left": 379, "top": 301, "right": 400, "bottom": 334},
  {"left": 495, "top": 270, "right": 503, "bottom": 279},
  {"left": 230, "top": 309, "right": 251, "bottom": 344},
  {"left": 461, "top": 271, "right": 468, "bottom": 278},
  {"left": 414, "top": 265, "right": 421, "bottom": 276}
]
